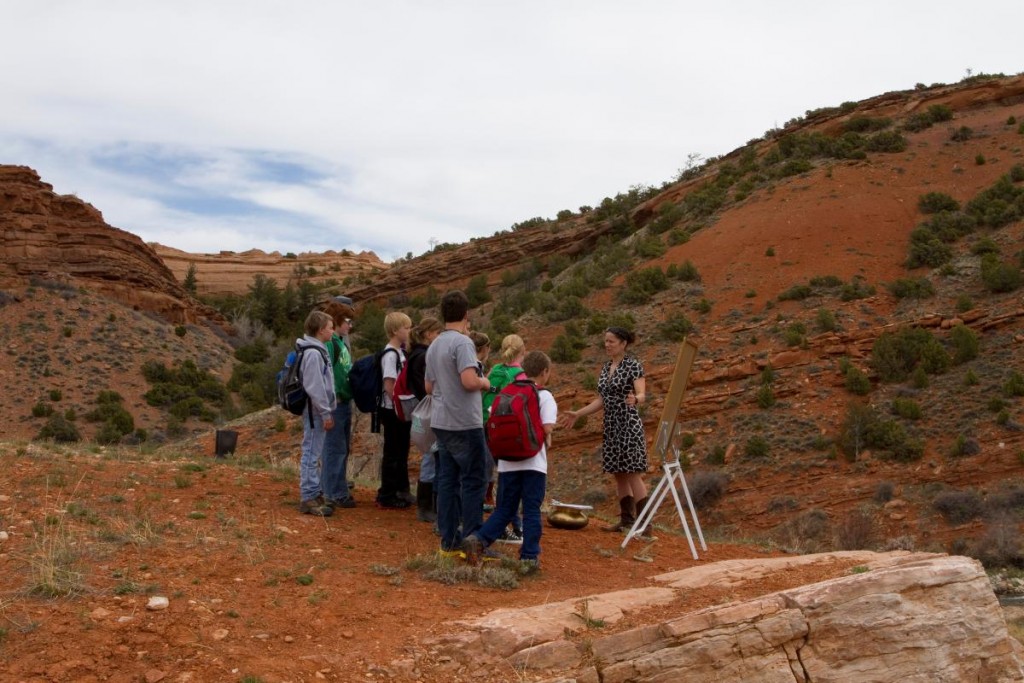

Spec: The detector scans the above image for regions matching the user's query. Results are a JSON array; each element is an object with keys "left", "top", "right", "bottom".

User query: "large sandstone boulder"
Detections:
[{"left": 418, "top": 552, "right": 1024, "bottom": 682}]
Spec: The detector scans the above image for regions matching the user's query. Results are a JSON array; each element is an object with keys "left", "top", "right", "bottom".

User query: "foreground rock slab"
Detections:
[{"left": 419, "top": 551, "right": 1024, "bottom": 682}]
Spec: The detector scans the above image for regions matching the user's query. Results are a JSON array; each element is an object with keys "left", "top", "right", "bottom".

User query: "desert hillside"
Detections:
[{"left": 2, "top": 72, "right": 1024, "bottom": 682}]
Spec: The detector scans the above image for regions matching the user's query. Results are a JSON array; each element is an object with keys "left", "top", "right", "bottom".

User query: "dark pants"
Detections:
[
  {"left": 476, "top": 470, "right": 545, "bottom": 561},
  {"left": 434, "top": 427, "right": 487, "bottom": 551},
  {"left": 378, "top": 407, "right": 411, "bottom": 503}
]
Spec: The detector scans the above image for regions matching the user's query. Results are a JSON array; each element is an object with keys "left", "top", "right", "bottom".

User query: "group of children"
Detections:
[{"left": 294, "top": 290, "right": 558, "bottom": 569}]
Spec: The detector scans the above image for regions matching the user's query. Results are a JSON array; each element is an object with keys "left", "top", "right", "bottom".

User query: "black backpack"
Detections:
[
  {"left": 348, "top": 347, "right": 400, "bottom": 430},
  {"left": 277, "top": 343, "right": 329, "bottom": 427}
]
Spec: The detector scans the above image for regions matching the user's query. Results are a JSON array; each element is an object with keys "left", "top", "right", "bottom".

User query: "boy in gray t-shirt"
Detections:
[{"left": 424, "top": 290, "right": 490, "bottom": 553}]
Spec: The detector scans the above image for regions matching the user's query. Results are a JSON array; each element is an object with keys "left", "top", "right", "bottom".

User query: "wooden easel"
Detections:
[{"left": 622, "top": 338, "right": 707, "bottom": 559}]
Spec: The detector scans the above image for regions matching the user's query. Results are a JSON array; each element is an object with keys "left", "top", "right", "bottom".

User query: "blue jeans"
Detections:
[
  {"left": 476, "top": 470, "right": 545, "bottom": 561},
  {"left": 321, "top": 400, "right": 352, "bottom": 501},
  {"left": 300, "top": 410, "right": 328, "bottom": 502},
  {"left": 434, "top": 427, "right": 487, "bottom": 551},
  {"left": 419, "top": 444, "right": 438, "bottom": 483}
]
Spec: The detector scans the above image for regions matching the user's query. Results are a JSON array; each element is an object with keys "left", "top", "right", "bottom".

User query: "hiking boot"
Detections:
[
  {"left": 496, "top": 527, "right": 523, "bottom": 545},
  {"left": 518, "top": 558, "right": 541, "bottom": 575},
  {"left": 602, "top": 495, "right": 635, "bottom": 533},
  {"left": 482, "top": 547, "right": 503, "bottom": 562},
  {"left": 299, "top": 499, "right": 333, "bottom": 516},
  {"left": 461, "top": 535, "right": 483, "bottom": 566},
  {"left": 326, "top": 497, "right": 356, "bottom": 509}
]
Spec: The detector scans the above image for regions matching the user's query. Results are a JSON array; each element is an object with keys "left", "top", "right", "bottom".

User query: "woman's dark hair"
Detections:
[{"left": 606, "top": 326, "right": 635, "bottom": 345}]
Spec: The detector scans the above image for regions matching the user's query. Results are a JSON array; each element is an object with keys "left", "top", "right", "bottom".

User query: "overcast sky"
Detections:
[{"left": 1, "top": 1, "right": 1020, "bottom": 261}]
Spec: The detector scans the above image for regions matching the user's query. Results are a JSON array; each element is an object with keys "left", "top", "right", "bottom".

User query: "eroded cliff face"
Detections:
[
  {"left": 152, "top": 244, "right": 388, "bottom": 298},
  {"left": 0, "top": 165, "right": 220, "bottom": 325}
]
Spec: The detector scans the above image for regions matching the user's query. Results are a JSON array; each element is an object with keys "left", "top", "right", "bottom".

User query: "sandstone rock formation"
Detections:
[
  {"left": 419, "top": 552, "right": 1024, "bottom": 682},
  {"left": 153, "top": 243, "right": 388, "bottom": 297},
  {"left": 0, "top": 165, "right": 220, "bottom": 325}
]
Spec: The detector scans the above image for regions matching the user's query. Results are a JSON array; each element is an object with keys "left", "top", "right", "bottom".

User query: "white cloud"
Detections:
[{"left": 1, "top": 1, "right": 1021, "bottom": 261}]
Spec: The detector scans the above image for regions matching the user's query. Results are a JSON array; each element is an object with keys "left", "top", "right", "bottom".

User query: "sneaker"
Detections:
[
  {"left": 496, "top": 528, "right": 523, "bottom": 545},
  {"left": 376, "top": 497, "right": 411, "bottom": 509},
  {"left": 482, "top": 547, "right": 503, "bottom": 562},
  {"left": 399, "top": 491, "right": 416, "bottom": 504},
  {"left": 518, "top": 558, "right": 540, "bottom": 575},
  {"left": 482, "top": 503, "right": 495, "bottom": 513},
  {"left": 437, "top": 548, "right": 466, "bottom": 561},
  {"left": 299, "top": 499, "right": 333, "bottom": 516},
  {"left": 461, "top": 535, "right": 483, "bottom": 566},
  {"left": 326, "top": 497, "right": 356, "bottom": 509}
]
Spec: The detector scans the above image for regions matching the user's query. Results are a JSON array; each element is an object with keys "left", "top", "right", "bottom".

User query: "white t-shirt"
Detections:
[
  {"left": 380, "top": 344, "right": 405, "bottom": 410},
  {"left": 497, "top": 388, "right": 557, "bottom": 475}
]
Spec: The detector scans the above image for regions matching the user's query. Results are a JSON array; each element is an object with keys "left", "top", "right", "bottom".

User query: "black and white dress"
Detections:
[{"left": 598, "top": 355, "right": 648, "bottom": 474}]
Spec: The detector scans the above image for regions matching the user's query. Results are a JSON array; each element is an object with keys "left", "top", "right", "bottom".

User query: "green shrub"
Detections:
[
  {"left": 667, "top": 228, "right": 690, "bottom": 245},
  {"left": 634, "top": 235, "right": 666, "bottom": 259},
  {"left": 975, "top": 154, "right": 986, "bottom": 166},
  {"left": 783, "top": 322, "right": 806, "bottom": 348},
  {"left": 843, "top": 116, "right": 892, "bottom": 133},
  {"left": 865, "top": 130, "right": 907, "bottom": 153},
  {"left": 892, "top": 397, "right": 922, "bottom": 420},
  {"left": 887, "top": 277, "right": 935, "bottom": 299},
  {"left": 657, "top": 313, "right": 695, "bottom": 342},
  {"left": 550, "top": 334, "right": 581, "bottom": 363},
  {"left": 949, "top": 324, "right": 979, "bottom": 364},
  {"left": 971, "top": 237, "right": 1001, "bottom": 256},
  {"left": 950, "top": 126, "right": 973, "bottom": 142},
  {"left": 906, "top": 232, "right": 953, "bottom": 268},
  {"left": 689, "top": 471, "right": 730, "bottom": 508},
  {"left": 674, "top": 260, "right": 701, "bottom": 282},
  {"left": 1005, "top": 371, "right": 1024, "bottom": 398},
  {"left": 32, "top": 401, "right": 54, "bottom": 418},
  {"left": 756, "top": 384, "right": 776, "bottom": 409},
  {"left": 933, "top": 490, "right": 984, "bottom": 525},
  {"left": 808, "top": 275, "right": 844, "bottom": 288},
  {"left": 911, "top": 366, "right": 930, "bottom": 388},
  {"left": 918, "top": 192, "right": 960, "bottom": 214},
  {"left": 871, "top": 327, "right": 950, "bottom": 382},
  {"left": 618, "top": 267, "right": 669, "bottom": 304},
  {"left": 980, "top": 255, "right": 1022, "bottom": 293},
  {"left": 845, "top": 367, "right": 871, "bottom": 395},
  {"left": 465, "top": 274, "right": 491, "bottom": 307},
  {"left": 744, "top": 436, "right": 770, "bottom": 460},
  {"left": 965, "top": 176, "right": 1024, "bottom": 229},
  {"left": 778, "top": 284, "right": 813, "bottom": 301},
  {"left": 839, "top": 278, "right": 875, "bottom": 301},
  {"left": 693, "top": 298, "right": 712, "bottom": 314},
  {"left": 35, "top": 415, "right": 81, "bottom": 443},
  {"left": 816, "top": 308, "right": 838, "bottom": 332},
  {"left": 1010, "top": 164, "right": 1024, "bottom": 182}
]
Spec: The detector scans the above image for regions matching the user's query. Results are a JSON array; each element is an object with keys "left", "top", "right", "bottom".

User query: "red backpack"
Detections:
[
  {"left": 486, "top": 380, "right": 546, "bottom": 461},
  {"left": 391, "top": 360, "right": 417, "bottom": 422}
]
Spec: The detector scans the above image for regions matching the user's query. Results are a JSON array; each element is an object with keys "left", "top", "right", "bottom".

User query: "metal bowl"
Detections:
[{"left": 546, "top": 501, "right": 593, "bottom": 530}]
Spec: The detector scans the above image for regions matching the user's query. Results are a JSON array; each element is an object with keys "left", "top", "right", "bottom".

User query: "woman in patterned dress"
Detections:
[{"left": 562, "top": 327, "right": 649, "bottom": 532}]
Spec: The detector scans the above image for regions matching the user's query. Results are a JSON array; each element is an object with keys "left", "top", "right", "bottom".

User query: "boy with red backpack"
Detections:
[{"left": 462, "top": 351, "right": 556, "bottom": 572}]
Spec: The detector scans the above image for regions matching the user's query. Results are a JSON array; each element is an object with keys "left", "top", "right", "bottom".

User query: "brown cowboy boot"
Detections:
[
  {"left": 603, "top": 496, "right": 635, "bottom": 532},
  {"left": 634, "top": 496, "right": 656, "bottom": 539}
]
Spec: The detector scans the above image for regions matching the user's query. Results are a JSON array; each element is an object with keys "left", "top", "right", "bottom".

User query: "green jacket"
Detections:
[
  {"left": 328, "top": 334, "right": 353, "bottom": 401},
  {"left": 482, "top": 363, "right": 525, "bottom": 421}
]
